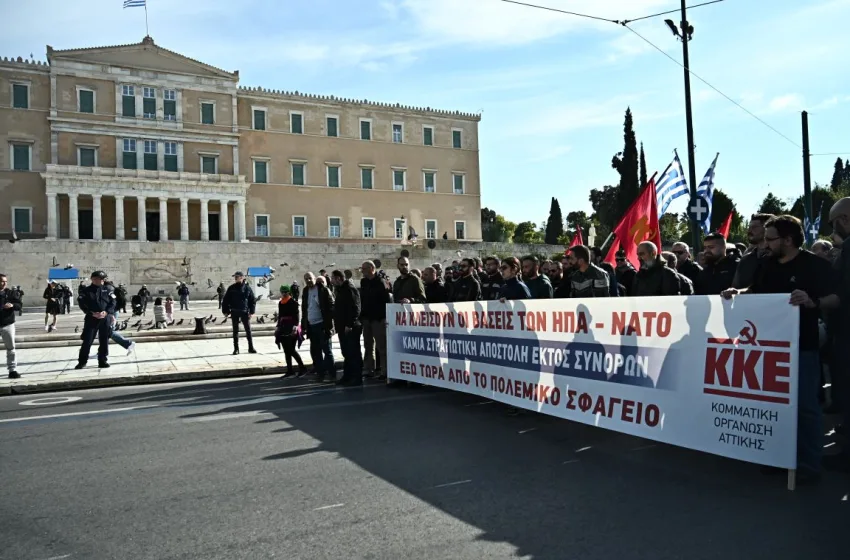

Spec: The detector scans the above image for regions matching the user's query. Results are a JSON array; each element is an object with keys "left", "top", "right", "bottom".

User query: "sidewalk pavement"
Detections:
[{"left": 1, "top": 336, "right": 345, "bottom": 395}]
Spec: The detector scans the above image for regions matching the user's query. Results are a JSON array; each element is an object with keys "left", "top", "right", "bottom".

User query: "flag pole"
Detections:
[{"left": 145, "top": 3, "right": 149, "bottom": 36}]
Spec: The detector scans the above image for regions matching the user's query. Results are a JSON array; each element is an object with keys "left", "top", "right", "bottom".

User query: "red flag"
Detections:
[
  {"left": 717, "top": 210, "right": 733, "bottom": 239},
  {"left": 604, "top": 176, "right": 662, "bottom": 269},
  {"left": 568, "top": 225, "right": 584, "bottom": 249}
]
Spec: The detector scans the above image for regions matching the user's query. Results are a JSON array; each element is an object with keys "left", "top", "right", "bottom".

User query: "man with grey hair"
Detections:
[
  {"left": 302, "top": 271, "right": 335, "bottom": 382},
  {"left": 811, "top": 239, "right": 833, "bottom": 261},
  {"left": 359, "top": 260, "right": 392, "bottom": 380},
  {"left": 422, "top": 266, "right": 447, "bottom": 303},
  {"left": 630, "top": 241, "right": 680, "bottom": 296},
  {"left": 672, "top": 242, "right": 702, "bottom": 285}
]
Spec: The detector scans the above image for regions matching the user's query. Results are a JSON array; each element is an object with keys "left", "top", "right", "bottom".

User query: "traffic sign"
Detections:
[{"left": 688, "top": 195, "right": 710, "bottom": 223}]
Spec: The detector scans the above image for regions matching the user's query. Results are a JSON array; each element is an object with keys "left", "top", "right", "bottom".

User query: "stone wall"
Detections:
[{"left": 1, "top": 240, "right": 565, "bottom": 305}]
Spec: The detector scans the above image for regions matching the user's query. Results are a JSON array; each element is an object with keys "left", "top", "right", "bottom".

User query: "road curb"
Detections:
[{"left": 1, "top": 360, "right": 346, "bottom": 396}]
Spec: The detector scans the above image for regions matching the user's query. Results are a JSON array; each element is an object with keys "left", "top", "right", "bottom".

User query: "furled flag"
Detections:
[
  {"left": 803, "top": 201, "right": 824, "bottom": 246},
  {"left": 655, "top": 150, "right": 688, "bottom": 217},
  {"left": 717, "top": 210, "right": 734, "bottom": 239},
  {"left": 568, "top": 225, "right": 584, "bottom": 249},
  {"left": 605, "top": 174, "right": 661, "bottom": 269},
  {"left": 695, "top": 153, "right": 720, "bottom": 234},
  {"left": 123, "top": 0, "right": 146, "bottom": 7}
]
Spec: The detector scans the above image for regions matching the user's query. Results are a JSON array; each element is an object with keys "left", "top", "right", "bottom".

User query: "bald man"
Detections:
[
  {"left": 630, "top": 241, "right": 681, "bottom": 296},
  {"left": 671, "top": 242, "right": 702, "bottom": 285},
  {"left": 826, "top": 198, "right": 850, "bottom": 472}
]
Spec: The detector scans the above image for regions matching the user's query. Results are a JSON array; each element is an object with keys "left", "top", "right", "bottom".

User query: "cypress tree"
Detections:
[
  {"left": 639, "top": 142, "right": 648, "bottom": 188},
  {"left": 545, "top": 197, "right": 564, "bottom": 245},
  {"left": 831, "top": 157, "right": 845, "bottom": 191}
]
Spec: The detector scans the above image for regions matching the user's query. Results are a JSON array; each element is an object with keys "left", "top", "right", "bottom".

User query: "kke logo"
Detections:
[
  {"left": 628, "top": 216, "right": 652, "bottom": 246},
  {"left": 703, "top": 320, "right": 792, "bottom": 404}
]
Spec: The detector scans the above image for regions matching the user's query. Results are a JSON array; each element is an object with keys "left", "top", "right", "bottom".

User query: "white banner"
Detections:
[{"left": 387, "top": 295, "right": 800, "bottom": 469}]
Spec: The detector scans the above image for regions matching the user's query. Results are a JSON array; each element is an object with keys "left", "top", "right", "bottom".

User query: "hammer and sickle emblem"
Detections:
[
  {"left": 738, "top": 320, "right": 758, "bottom": 345},
  {"left": 629, "top": 216, "right": 652, "bottom": 245}
]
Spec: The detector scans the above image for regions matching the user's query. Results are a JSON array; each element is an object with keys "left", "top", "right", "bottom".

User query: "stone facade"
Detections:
[
  {"left": 0, "top": 240, "right": 564, "bottom": 305},
  {"left": 0, "top": 36, "right": 482, "bottom": 246}
]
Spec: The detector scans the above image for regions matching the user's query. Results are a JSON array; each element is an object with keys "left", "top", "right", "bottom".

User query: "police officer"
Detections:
[
  {"left": 75, "top": 270, "right": 116, "bottom": 369},
  {"left": 222, "top": 271, "right": 257, "bottom": 355}
]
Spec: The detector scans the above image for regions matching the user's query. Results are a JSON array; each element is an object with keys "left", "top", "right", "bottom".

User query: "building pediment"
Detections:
[{"left": 47, "top": 36, "right": 238, "bottom": 80}]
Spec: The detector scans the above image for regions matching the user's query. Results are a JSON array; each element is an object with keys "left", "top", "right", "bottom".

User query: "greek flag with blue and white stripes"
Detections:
[
  {"left": 655, "top": 150, "right": 688, "bottom": 217},
  {"left": 803, "top": 201, "right": 824, "bottom": 245},
  {"left": 123, "top": 0, "right": 146, "bottom": 8},
  {"left": 695, "top": 153, "right": 719, "bottom": 234}
]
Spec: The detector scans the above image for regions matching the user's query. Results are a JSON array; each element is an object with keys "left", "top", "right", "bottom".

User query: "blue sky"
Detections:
[{"left": 3, "top": 0, "right": 849, "bottom": 225}]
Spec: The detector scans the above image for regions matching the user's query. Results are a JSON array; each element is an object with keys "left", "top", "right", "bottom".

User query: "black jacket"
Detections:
[
  {"left": 333, "top": 280, "right": 361, "bottom": 331},
  {"left": 222, "top": 282, "right": 256, "bottom": 316},
  {"left": 597, "top": 262, "right": 620, "bottom": 297},
  {"left": 615, "top": 264, "right": 637, "bottom": 295},
  {"left": 449, "top": 275, "right": 481, "bottom": 302},
  {"left": 78, "top": 283, "right": 116, "bottom": 316},
  {"left": 138, "top": 287, "right": 151, "bottom": 299},
  {"left": 277, "top": 296, "right": 300, "bottom": 332},
  {"left": 360, "top": 275, "right": 393, "bottom": 321},
  {"left": 500, "top": 277, "right": 531, "bottom": 300},
  {"left": 676, "top": 271, "right": 695, "bottom": 295},
  {"left": 0, "top": 288, "right": 21, "bottom": 326},
  {"left": 178, "top": 286, "right": 190, "bottom": 298},
  {"left": 696, "top": 257, "right": 739, "bottom": 295},
  {"left": 301, "top": 284, "right": 334, "bottom": 332},
  {"left": 480, "top": 273, "right": 504, "bottom": 300},
  {"left": 425, "top": 280, "right": 448, "bottom": 303},
  {"left": 677, "top": 259, "right": 702, "bottom": 285},
  {"left": 631, "top": 259, "right": 681, "bottom": 296},
  {"left": 393, "top": 275, "right": 426, "bottom": 303},
  {"left": 524, "top": 275, "right": 553, "bottom": 299},
  {"left": 732, "top": 249, "right": 764, "bottom": 289}
]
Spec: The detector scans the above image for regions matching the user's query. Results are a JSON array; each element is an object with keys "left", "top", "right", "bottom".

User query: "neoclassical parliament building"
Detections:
[{"left": 0, "top": 36, "right": 482, "bottom": 244}]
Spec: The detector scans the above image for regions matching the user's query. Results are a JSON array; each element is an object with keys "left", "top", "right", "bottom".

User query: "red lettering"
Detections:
[
  {"left": 762, "top": 351, "right": 791, "bottom": 394},
  {"left": 592, "top": 395, "right": 606, "bottom": 416},
  {"left": 704, "top": 347, "right": 732, "bottom": 386},
  {"left": 396, "top": 311, "right": 406, "bottom": 326},
  {"left": 399, "top": 361, "right": 417, "bottom": 377},
  {"left": 732, "top": 349, "right": 762, "bottom": 390},
  {"left": 621, "top": 399, "right": 635, "bottom": 422}
]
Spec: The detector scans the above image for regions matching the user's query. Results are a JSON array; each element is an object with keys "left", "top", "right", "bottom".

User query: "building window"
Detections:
[
  {"left": 143, "top": 140, "right": 157, "bottom": 170},
  {"left": 201, "top": 102, "right": 215, "bottom": 125},
  {"left": 78, "top": 146, "right": 97, "bottom": 167},
  {"left": 360, "top": 167, "right": 373, "bottom": 190},
  {"left": 254, "top": 214, "right": 270, "bottom": 237},
  {"left": 253, "top": 160, "right": 268, "bottom": 184},
  {"left": 164, "top": 142, "right": 178, "bottom": 172},
  {"left": 423, "top": 125, "right": 434, "bottom": 146},
  {"left": 326, "top": 115, "right": 338, "bottom": 137},
  {"left": 163, "top": 89, "right": 176, "bottom": 121},
  {"left": 142, "top": 87, "right": 156, "bottom": 119},
  {"left": 253, "top": 108, "right": 266, "bottom": 131},
  {"left": 392, "top": 123, "right": 403, "bottom": 143},
  {"left": 452, "top": 173, "right": 465, "bottom": 194},
  {"left": 78, "top": 88, "right": 95, "bottom": 113},
  {"left": 11, "top": 207, "right": 32, "bottom": 234},
  {"left": 122, "top": 85, "right": 135, "bottom": 117},
  {"left": 360, "top": 119, "right": 372, "bottom": 140},
  {"left": 452, "top": 129, "right": 463, "bottom": 149},
  {"left": 12, "top": 83, "right": 29, "bottom": 109},
  {"left": 290, "top": 111, "right": 303, "bottom": 134},
  {"left": 392, "top": 169, "right": 406, "bottom": 191},
  {"left": 10, "top": 143, "right": 31, "bottom": 171},
  {"left": 423, "top": 171, "right": 436, "bottom": 193},
  {"left": 328, "top": 217, "right": 341, "bottom": 238},
  {"left": 362, "top": 218, "right": 375, "bottom": 238},
  {"left": 326, "top": 165, "right": 340, "bottom": 188},
  {"left": 292, "top": 216, "right": 306, "bottom": 237},
  {"left": 201, "top": 155, "right": 217, "bottom": 174},
  {"left": 291, "top": 162, "right": 305, "bottom": 186},
  {"left": 425, "top": 220, "right": 437, "bottom": 240},
  {"left": 455, "top": 221, "right": 466, "bottom": 240},
  {"left": 122, "top": 138, "right": 137, "bottom": 169},
  {"left": 394, "top": 218, "right": 405, "bottom": 240}
]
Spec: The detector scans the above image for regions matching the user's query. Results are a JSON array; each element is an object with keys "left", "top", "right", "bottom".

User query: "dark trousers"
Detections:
[
  {"left": 281, "top": 337, "right": 304, "bottom": 370},
  {"left": 78, "top": 316, "right": 110, "bottom": 364},
  {"left": 180, "top": 297, "right": 188, "bottom": 310},
  {"left": 62, "top": 298, "right": 70, "bottom": 314},
  {"left": 307, "top": 324, "right": 334, "bottom": 379},
  {"left": 217, "top": 296, "right": 223, "bottom": 309},
  {"left": 338, "top": 327, "right": 363, "bottom": 382},
  {"left": 231, "top": 314, "right": 254, "bottom": 349}
]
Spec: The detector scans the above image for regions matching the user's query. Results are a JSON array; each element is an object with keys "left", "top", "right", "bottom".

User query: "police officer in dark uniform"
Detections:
[
  {"left": 222, "top": 271, "right": 257, "bottom": 355},
  {"left": 75, "top": 270, "right": 116, "bottom": 369}
]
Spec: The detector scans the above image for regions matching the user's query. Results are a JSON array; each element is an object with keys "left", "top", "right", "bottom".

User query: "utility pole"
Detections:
[
  {"left": 679, "top": 0, "right": 701, "bottom": 251},
  {"left": 801, "top": 111, "right": 813, "bottom": 229}
]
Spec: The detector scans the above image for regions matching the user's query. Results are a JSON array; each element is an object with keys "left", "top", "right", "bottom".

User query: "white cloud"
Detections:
[
  {"left": 525, "top": 144, "right": 573, "bottom": 163},
  {"left": 767, "top": 94, "right": 804, "bottom": 113}
]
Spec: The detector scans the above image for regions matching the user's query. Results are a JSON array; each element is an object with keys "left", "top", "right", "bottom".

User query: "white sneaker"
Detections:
[
  {"left": 127, "top": 341, "right": 136, "bottom": 356},
  {"left": 44, "top": 325, "right": 49, "bottom": 332}
]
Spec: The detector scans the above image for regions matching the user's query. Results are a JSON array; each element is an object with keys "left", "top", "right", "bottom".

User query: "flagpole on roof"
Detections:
[{"left": 145, "top": 2, "right": 149, "bottom": 36}]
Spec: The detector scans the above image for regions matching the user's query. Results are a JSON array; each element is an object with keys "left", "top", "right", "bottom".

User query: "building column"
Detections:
[
  {"left": 159, "top": 197, "right": 169, "bottom": 241},
  {"left": 92, "top": 194, "right": 103, "bottom": 240},
  {"left": 200, "top": 199, "right": 210, "bottom": 241},
  {"left": 180, "top": 198, "right": 189, "bottom": 241},
  {"left": 46, "top": 193, "right": 58, "bottom": 239},
  {"left": 236, "top": 199, "right": 247, "bottom": 242},
  {"left": 115, "top": 195, "right": 125, "bottom": 240},
  {"left": 69, "top": 194, "right": 79, "bottom": 240},
  {"left": 137, "top": 196, "right": 147, "bottom": 241},
  {"left": 219, "top": 200, "right": 229, "bottom": 241}
]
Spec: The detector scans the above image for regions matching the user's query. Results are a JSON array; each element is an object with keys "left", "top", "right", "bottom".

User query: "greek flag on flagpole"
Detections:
[
  {"left": 124, "top": 0, "right": 146, "bottom": 7},
  {"left": 655, "top": 150, "right": 688, "bottom": 217},
  {"left": 804, "top": 201, "right": 823, "bottom": 245},
  {"left": 695, "top": 153, "right": 719, "bottom": 234}
]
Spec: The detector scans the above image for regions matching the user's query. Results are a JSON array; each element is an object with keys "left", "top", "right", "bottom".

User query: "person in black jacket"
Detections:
[
  {"left": 275, "top": 284, "right": 305, "bottom": 378},
  {"left": 498, "top": 257, "right": 531, "bottom": 300},
  {"left": 137, "top": 284, "right": 151, "bottom": 315},
  {"left": 423, "top": 267, "right": 448, "bottom": 303},
  {"left": 695, "top": 232, "right": 739, "bottom": 295},
  {"left": 216, "top": 282, "right": 226, "bottom": 309},
  {"left": 75, "top": 271, "right": 116, "bottom": 369},
  {"left": 671, "top": 242, "right": 702, "bottom": 286},
  {"left": 0, "top": 273, "right": 22, "bottom": 379},
  {"left": 114, "top": 284, "right": 127, "bottom": 314},
  {"left": 449, "top": 258, "right": 482, "bottom": 302},
  {"left": 521, "top": 256, "right": 553, "bottom": 299},
  {"left": 177, "top": 283, "right": 190, "bottom": 310},
  {"left": 359, "top": 261, "right": 392, "bottom": 380},
  {"left": 332, "top": 270, "right": 363, "bottom": 386},
  {"left": 662, "top": 251, "right": 694, "bottom": 295},
  {"left": 479, "top": 256, "right": 504, "bottom": 300},
  {"left": 631, "top": 242, "right": 681, "bottom": 296},
  {"left": 302, "top": 272, "right": 335, "bottom": 382},
  {"left": 222, "top": 271, "right": 257, "bottom": 355},
  {"left": 43, "top": 281, "right": 61, "bottom": 333}
]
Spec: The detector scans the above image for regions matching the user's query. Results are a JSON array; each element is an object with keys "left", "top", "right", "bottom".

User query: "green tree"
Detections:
[
  {"left": 639, "top": 142, "right": 648, "bottom": 189},
  {"left": 566, "top": 210, "right": 591, "bottom": 236},
  {"left": 831, "top": 157, "right": 845, "bottom": 192},
  {"left": 611, "top": 107, "right": 639, "bottom": 217},
  {"left": 709, "top": 189, "right": 743, "bottom": 234},
  {"left": 480, "top": 207, "right": 516, "bottom": 242},
  {"left": 544, "top": 197, "right": 564, "bottom": 245},
  {"left": 757, "top": 192, "right": 788, "bottom": 215},
  {"left": 513, "top": 221, "right": 543, "bottom": 244},
  {"left": 789, "top": 187, "right": 838, "bottom": 237},
  {"left": 589, "top": 184, "right": 620, "bottom": 230},
  {"left": 659, "top": 214, "right": 682, "bottom": 245}
]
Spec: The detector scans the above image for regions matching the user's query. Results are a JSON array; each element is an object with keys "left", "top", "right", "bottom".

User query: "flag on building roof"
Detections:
[
  {"left": 123, "top": 0, "right": 146, "bottom": 8},
  {"left": 655, "top": 150, "right": 688, "bottom": 217},
  {"left": 695, "top": 153, "right": 719, "bottom": 234}
]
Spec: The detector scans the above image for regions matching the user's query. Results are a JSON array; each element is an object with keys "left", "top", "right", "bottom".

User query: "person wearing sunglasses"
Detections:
[
  {"left": 498, "top": 257, "right": 531, "bottom": 301},
  {"left": 448, "top": 258, "right": 481, "bottom": 302}
]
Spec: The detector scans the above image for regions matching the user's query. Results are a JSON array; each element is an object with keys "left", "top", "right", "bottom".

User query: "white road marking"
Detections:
[
  {"left": 562, "top": 459, "right": 580, "bottom": 465},
  {"left": 575, "top": 446, "right": 592, "bottom": 453},
  {"left": 39, "top": 554, "right": 72, "bottom": 559},
  {"left": 19, "top": 396, "right": 83, "bottom": 406},
  {"left": 432, "top": 479, "right": 472, "bottom": 489},
  {"left": 464, "top": 401, "right": 493, "bottom": 407},
  {"left": 518, "top": 428, "right": 537, "bottom": 434},
  {"left": 314, "top": 503, "right": 344, "bottom": 511},
  {"left": 0, "top": 405, "right": 157, "bottom": 424},
  {"left": 183, "top": 411, "right": 273, "bottom": 423},
  {"left": 824, "top": 442, "right": 836, "bottom": 448},
  {"left": 631, "top": 444, "right": 657, "bottom": 451}
]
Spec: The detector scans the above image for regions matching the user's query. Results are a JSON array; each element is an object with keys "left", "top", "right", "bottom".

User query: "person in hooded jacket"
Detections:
[
  {"left": 276, "top": 284, "right": 305, "bottom": 378},
  {"left": 630, "top": 242, "right": 681, "bottom": 296}
]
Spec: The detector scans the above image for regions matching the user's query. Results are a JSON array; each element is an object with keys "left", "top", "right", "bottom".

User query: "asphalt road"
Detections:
[{"left": 0, "top": 377, "right": 845, "bottom": 560}]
